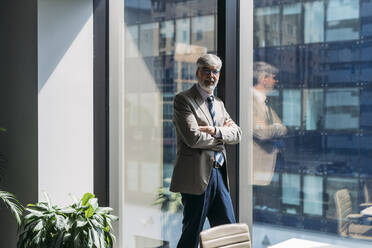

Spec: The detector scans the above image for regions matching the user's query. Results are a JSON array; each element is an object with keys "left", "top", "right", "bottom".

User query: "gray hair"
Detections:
[
  {"left": 196, "top": 54, "right": 222, "bottom": 70},
  {"left": 253, "top": 61, "right": 279, "bottom": 86}
]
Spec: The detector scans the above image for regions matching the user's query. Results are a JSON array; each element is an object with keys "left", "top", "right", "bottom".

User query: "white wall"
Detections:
[{"left": 38, "top": 0, "right": 94, "bottom": 205}]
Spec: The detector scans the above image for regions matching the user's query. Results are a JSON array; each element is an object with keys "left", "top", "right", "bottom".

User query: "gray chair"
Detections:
[
  {"left": 360, "top": 180, "right": 372, "bottom": 208},
  {"left": 334, "top": 189, "right": 372, "bottom": 240},
  {"left": 200, "top": 223, "right": 251, "bottom": 248}
]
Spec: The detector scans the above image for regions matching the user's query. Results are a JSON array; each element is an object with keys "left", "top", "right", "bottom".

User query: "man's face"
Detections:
[
  {"left": 196, "top": 66, "right": 220, "bottom": 94},
  {"left": 262, "top": 74, "right": 278, "bottom": 91}
]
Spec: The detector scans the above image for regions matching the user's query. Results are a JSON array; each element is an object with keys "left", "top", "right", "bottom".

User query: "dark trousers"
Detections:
[{"left": 176, "top": 167, "right": 236, "bottom": 248}]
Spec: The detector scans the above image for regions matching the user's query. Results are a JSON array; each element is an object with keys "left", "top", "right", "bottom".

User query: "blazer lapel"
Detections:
[{"left": 190, "top": 85, "right": 213, "bottom": 125}]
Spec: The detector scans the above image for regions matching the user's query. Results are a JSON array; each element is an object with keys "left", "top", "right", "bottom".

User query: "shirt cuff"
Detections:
[{"left": 213, "top": 127, "right": 222, "bottom": 138}]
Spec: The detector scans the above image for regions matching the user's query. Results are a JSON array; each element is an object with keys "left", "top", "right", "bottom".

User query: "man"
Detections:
[
  {"left": 170, "top": 54, "right": 242, "bottom": 248},
  {"left": 252, "top": 61, "right": 287, "bottom": 185}
]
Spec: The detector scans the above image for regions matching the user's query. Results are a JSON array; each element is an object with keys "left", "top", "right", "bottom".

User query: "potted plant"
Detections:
[
  {"left": 17, "top": 192, "right": 118, "bottom": 248},
  {"left": 153, "top": 178, "right": 183, "bottom": 214}
]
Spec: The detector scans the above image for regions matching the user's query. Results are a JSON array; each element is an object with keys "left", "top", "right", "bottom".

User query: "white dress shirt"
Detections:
[{"left": 196, "top": 83, "right": 222, "bottom": 138}]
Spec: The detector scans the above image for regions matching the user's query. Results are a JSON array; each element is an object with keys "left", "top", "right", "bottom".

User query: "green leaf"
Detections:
[
  {"left": 32, "top": 220, "right": 43, "bottom": 232},
  {"left": 88, "top": 229, "right": 94, "bottom": 247},
  {"left": 106, "top": 214, "right": 119, "bottom": 221},
  {"left": 96, "top": 207, "right": 113, "bottom": 214},
  {"left": 59, "top": 207, "right": 75, "bottom": 214},
  {"left": 91, "top": 228, "right": 101, "bottom": 248},
  {"left": 85, "top": 205, "right": 95, "bottom": 219},
  {"left": 17, "top": 192, "right": 118, "bottom": 248},
  {"left": 88, "top": 198, "right": 98, "bottom": 210},
  {"left": 76, "top": 216, "right": 88, "bottom": 228},
  {"left": 42, "top": 191, "right": 52, "bottom": 210},
  {"left": 0, "top": 190, "right": 23, "bottom": 226},
  {"left": 81, "top": 193, "right": 95, "bottom": 206},
  {"left": 55, "top": 214, "right": 66, "bottom": 231},
  {"left": 27, "top": 203, "right": 49, "bottom": 212}
]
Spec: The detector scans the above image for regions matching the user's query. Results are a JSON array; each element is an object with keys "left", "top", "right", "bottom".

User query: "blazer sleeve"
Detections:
[
  {"left": 253, "top": 108, "right": 287, "bottom": 141},
  {"left": 253, "top": 123, "right": 287, "bottom": 141},
  {"left": 173, "top": 94, "right": 223, "bottom": 149},
  {"left": 217, "top": 101, "right": 242, "bottom": 145}
]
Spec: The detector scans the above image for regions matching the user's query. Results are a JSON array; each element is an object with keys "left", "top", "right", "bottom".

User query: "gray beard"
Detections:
[{"left": 199, "top": 80, "right": 217, "bottom": 94}]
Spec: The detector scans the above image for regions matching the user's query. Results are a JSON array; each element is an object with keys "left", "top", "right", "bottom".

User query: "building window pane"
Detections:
[
  {"left": 304, "top": 89, "right": 324, "bottom": 131},
  {"left": 326, "top": 0, "right": 360, "bottom": 42},
  {"left": 191, "top": 15, "right": 215, "bottom": 52},
  {"left": 282, "top": 3, "right": 302, "bottom": 45},
  {"left": 282, "top": 89, "right": 301, "bottom": 128},
  {"left": 254, "top": 6, "right": 281, "bottom": 47},
  {"left": 324, "top": 88, "right": 359, "bottom": 130},
  {"left": 304, "top": 1, "right": 324, "bottom": 43}
]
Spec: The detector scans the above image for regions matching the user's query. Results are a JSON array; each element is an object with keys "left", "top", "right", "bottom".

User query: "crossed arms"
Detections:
[{"left": 173, "top": 94, "right": 242, "bottom": 151}]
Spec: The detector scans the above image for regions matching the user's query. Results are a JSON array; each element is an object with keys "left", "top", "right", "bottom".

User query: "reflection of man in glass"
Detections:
[
  {"left": 252, "top": 62, "right": 287, "bottom": 185},
  {"left": 170, "top": 54, "right": 242, "bottom": 248}
]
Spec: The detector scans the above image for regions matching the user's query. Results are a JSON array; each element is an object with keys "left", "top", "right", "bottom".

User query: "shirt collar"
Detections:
[
  {"left": 253, "top": 88, "right": 266, "bottom": 104},
  {"left": 196, "top": 83, "right": 213, "bottom": 102}
]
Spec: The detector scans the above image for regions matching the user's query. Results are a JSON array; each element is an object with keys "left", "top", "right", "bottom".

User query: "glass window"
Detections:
[
  {"left": 326, "top": 0, "right": 360, "bottom": 42},
  {"left": 250, "top": 0, "right": 372, "bottom": 246},
  {"left": 304, "top": 1, "right": 324, "bottom": 43},
  {"left": 176, "top": 18, "right": 190, "bottom": 54},
  {"left": 140, "top": 23, "right": 159, "bottom": 57},
  {"left": 254, "top": 6, "right": 281, "bottom": 47},
  {"left": 282, "top": 89, "right": 301, "bottom": 128},
  {"left": 191, "top": 15, "right": 216, "bottom": 52},
  {"left": 123, "top": 1, "right": 217, "bottom": 247},
  {"left": 282, "top": 3, "right": 302, "bottom": 45},
  {"left": 361, "top": 0, "right": 372, "bottom": 38},
  {"left": 159, "top": 21, "right": 175, "bottom": 55},
  {"left": 304, "top": 88, "right": 324, "bottom": 131},
  {"left": 303, "top": 175, "right": 323, "bottom": 216},
  {"left": 324, "top": 88, "right": 359, "bottom": 130}
]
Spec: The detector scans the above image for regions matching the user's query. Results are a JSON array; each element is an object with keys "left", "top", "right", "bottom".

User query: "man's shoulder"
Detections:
[
  {"left": 175, "top": 85, "right": 196, "bottom": 101},
  {"left": 214, "top": 95, "right": 225, "bottom": 106}
]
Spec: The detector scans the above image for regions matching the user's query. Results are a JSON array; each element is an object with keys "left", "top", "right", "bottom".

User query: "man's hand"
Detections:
[
  {"left": 224, "top": 119, "right": 235, "bottom": 127},
  {"left": 199, "top": 126, "right": 216, "bottom": 135},
  {"left": 200, "top": 119, "right": 235, "bottom": 135}
]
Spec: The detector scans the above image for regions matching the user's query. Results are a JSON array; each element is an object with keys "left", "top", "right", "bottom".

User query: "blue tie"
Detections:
[{"left": 207, "top": 96, "right": 224, "bottom": 166}]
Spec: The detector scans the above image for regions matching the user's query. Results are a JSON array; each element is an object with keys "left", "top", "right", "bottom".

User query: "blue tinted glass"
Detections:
[
  {"left": 361, "top": 41, "right": 372, "bottom": 82},
  {"left": 304, "top": 1, "right": 325, "bottom": 43},
  {"left": 303, "top": 44, "right": 326, "bottom": 87},
  {"left": 360, "top": 135, "right": 372, "bottom": 176},
  {"left": 361, "top": 0, "right": 372, "bottom": 38},
  {"left": 325, "top": 42, "right": 360, "bottom": 84},
  {"left": 326, "top": 0, "right": 360, "bottom": 42},
  {"left": 324, "top": 134, "right": 359, "bottom": 176},
  {"left": 324, "top": 88, "right": 359, "bottom": 130},
  {"left": 360, "top": 87, "right": 372, "bottom": 131},
  {"left": 282, "top": 3, "right": 302, "bottom": 45},
  {"left": 252, "top": 0, "right": 372, "bottom": 245},
  {"left": 254, "top": 47, "right": 281, "bottom": 70}
]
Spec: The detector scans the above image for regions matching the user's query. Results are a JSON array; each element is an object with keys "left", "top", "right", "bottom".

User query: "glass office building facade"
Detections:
[
  {"left": 119, "top": 0, "right": 372, "bottom": 247},
  {"left": 252, "top": 0, "right": 372, "bottom": 246}
]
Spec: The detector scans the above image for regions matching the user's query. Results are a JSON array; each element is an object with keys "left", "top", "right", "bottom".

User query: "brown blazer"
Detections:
[
  {"left": 253, "top": 94, "right": 287, "bottom": 185},
  {"left": 170, "top": 84, "right": 242, "bottom": 195}
]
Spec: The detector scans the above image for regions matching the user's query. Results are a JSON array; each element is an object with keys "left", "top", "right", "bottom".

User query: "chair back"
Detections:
[
  {"left": 364, "top": 180, "right": 372, "bottom": 203},
  {"left": 334, "top": 189, "right": 352, "bottom": 236},
  {"left": 200, "top": 223, "right": 251, "bottom": 248}
]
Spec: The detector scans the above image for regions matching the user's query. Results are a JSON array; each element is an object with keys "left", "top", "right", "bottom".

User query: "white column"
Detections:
[{"left": 38, "top": 0, "right": 94, "bottom": 205}]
